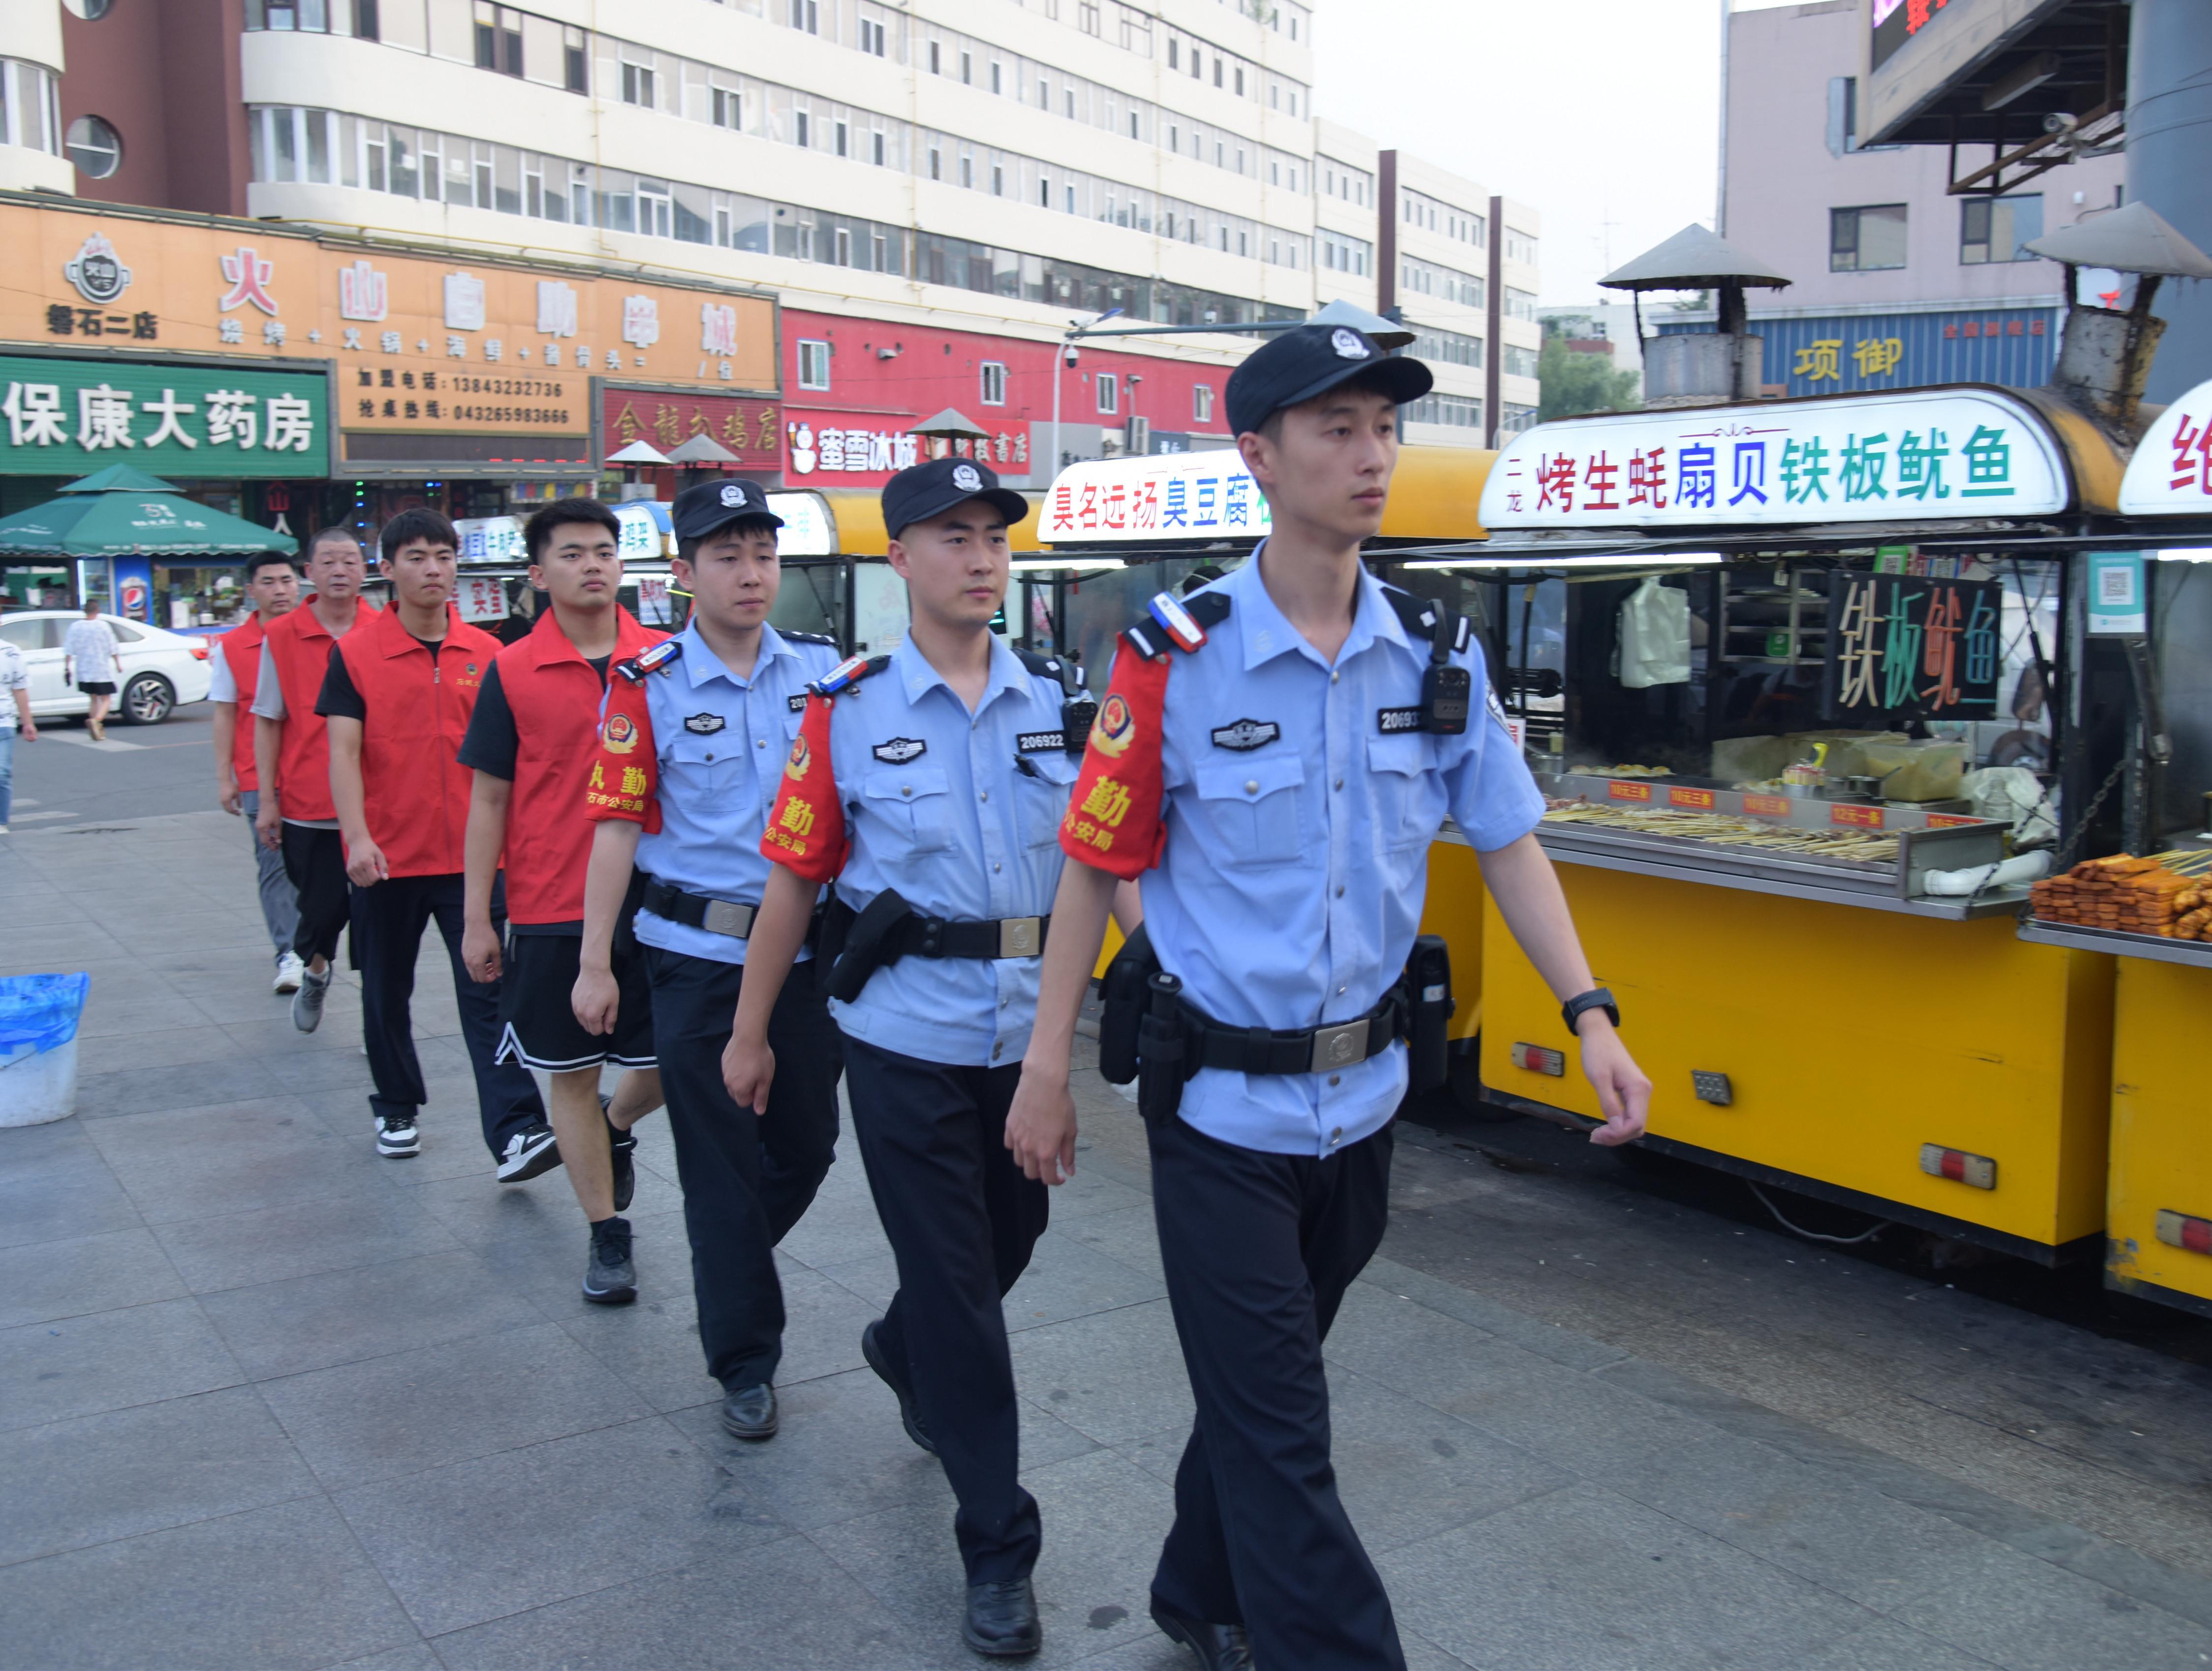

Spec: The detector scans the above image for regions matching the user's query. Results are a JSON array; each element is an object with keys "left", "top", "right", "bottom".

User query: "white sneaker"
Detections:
[{"left": 273, "top": 951, "right": 305, "bottom": 994}]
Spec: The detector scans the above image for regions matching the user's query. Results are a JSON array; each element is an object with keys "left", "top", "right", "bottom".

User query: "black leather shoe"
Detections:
[
  {"left": 1151, "top": 1600, "right": 1255, "bottom": 1670},
  {"left": 861, "top": 1320, "right": 937, "bottom": 1455},
  {"left": 963, "top": 1577, "right": 1040, "bottom": 1658},
  {"left": 719, "top": 1382, "right": 778, "bottom": 1441}
]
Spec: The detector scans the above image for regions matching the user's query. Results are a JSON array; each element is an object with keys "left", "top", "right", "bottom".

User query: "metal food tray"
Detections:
[
  {"left": 1534, "top": 773, "right": 2006, "bottom": 899},
  {"left": 2019, "top": 918, "right": 2212, "bottom": 969}
]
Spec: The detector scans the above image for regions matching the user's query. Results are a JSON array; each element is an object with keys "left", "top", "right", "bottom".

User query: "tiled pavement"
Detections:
[{"left": 6, "top": 812, "right": 2212, "bottom": 1670}]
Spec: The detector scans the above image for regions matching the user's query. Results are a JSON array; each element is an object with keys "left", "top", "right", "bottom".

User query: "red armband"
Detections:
[
  {"left": 583, "top": 675, "right": 662, "bottom": 833},
  {"left": 760, "top": 691, "right": 847, "bottom": 881},
  {"left": 1059, "top": 643, "right": 1168, "bottom": 880}
]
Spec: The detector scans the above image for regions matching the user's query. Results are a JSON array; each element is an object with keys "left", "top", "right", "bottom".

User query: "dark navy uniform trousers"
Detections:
[
  {"left": 1147, "top": 1112, "right": 1405, "bottom": 1671},
  {"left": 645, "top": 947, "right": 841, "bottom": 1392},
  {"left": 842, "top": 1034, "right": 1050, "bottom": 1584}
]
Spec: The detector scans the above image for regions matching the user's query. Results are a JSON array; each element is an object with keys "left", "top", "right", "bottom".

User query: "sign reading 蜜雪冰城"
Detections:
[
  {"left": 1479, "top": 389, "right": 2068, "bottom": 530},
  {"left": 0, "top": 354, "right": 329, "bottom": 477},
  {"left": 1823, "top": 571, "right": 2002, "bottom": 723},
  {"left": 1041, "top": 451, "right": 1273, "bottom": 545}
]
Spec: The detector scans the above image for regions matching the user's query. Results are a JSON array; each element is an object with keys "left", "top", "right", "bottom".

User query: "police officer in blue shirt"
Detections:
[
  {"left": 574, "top": 477, "right": 843, "bottom": 1443},
  {"left": 727, "top": 456, "right": 1136, "bottom": 1661},
  {"left": 1008, "top": 326, "right": 1654, "bottom": 1671}
]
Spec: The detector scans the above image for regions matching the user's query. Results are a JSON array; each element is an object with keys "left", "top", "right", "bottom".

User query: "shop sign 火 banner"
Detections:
[
  {"left": 0, "top": 352, "right": 329, "bottom": 477},
  {"left": 2118, "top": 376, "right": 2212, "bottom": 517},
  {"left": 1040, "top": 450, "right": 1272, "bottom": 545},
  {"left": 1822, "top": 570, "right": 2002, "bottom": 723},
  {"left": 1480, "top": 389, "right": 2069, "bottom": 529}
]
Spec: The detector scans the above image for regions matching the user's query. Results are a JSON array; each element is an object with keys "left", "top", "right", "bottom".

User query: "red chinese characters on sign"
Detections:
[
  {"left": 1743, "top": 793, "right": 1792, "bottom": 818},
  {"left": 1627, "top": 448, "right": 1668, "bottom": 510},
  {"left": 1607, "top": 781, "right": 1653, "bottom": 803},
  {"left": 1583, "top": 451, "right": 1621, "bottom": 513},
  {"left": 1831, "top": 803, "right": 1885, "bottom": 829},
  {"left": 603, "top": 388, "right": 781, "bottom": 462},
  {"left": 2170, "top": 414, "right": 2212, "bottom": 495},
  {"left": 1667, "top": 786, "right": 1716, "bottom": 809},
  {"left": 1536, "top": 453, "right": 1577, "bottom": 514},
  {"left": 1925, "top": 814, "right": 1979, "bottom": 828}
]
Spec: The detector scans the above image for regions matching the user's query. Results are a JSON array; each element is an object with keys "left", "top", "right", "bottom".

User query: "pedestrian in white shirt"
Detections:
[
  {"left": 62, "top": 600, "right": 121, "bottom": 741},
  {"left": 0, "top": 617, "right": 37, "bottom": 833}
]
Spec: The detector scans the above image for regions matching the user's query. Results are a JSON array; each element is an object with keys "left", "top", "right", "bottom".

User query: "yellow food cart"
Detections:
[
  {"left": 1033, "top": 446, "right": 1501, "bottom": 1091},
  {"left": 1428, "top": 385, "right": 2131, "bottom": 1264},
  {"left": 2020, "top": 375, "right": 2212, "bottom": 1314}
]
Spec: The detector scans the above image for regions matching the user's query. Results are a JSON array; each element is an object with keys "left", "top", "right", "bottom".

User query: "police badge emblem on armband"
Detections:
[
  {"left": 785, "top": 734, "right": 811, "bottom": 780},
  {"left": 1091, "top": 693, "right": 1136, "bottom": 758},
  {"left": 602, "top": 711, "right": 639, "bottom": 754}
]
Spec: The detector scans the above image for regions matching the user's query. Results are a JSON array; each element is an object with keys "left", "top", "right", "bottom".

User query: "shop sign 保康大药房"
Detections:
[
  {"left": 1042, "top": 451, "right": 1273, "bottom": 544},
  {"left": 0, "top": 353, "right": 328, "bottom": 477},
  {"left": 1479, "top": 388, "right": 2069, "bottom": 530},
  {"left": 2119, "top": 376, "right": 2212, "bottom": 518}
]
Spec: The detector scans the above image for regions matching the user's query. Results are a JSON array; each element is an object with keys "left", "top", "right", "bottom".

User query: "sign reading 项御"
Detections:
[
  {"left": 0, "top": 353, "right": 328, "bottom": 477},
  {"left": 2119, "top": 377, "right": 2212, "bottom": 516},
  {"left": 1042, "top": 451, "right": 1273, "bottom": 545},
  {"left": 1823, "top": 571, "right": 2002, "bottom": 722},
  {"left": 1479, "top": 389, "right": 2067, "bottom": 530}
]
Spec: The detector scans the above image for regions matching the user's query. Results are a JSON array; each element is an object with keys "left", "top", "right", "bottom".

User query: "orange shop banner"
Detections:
[
  {"left": 602, "top": 388, "right": 783, "bottom": 471},
  {"left": 0, "top": 201, "right": 777, "bottom": 458}
]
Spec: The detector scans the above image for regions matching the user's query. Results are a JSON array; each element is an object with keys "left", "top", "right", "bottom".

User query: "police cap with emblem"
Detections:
[
  {"left": 1224, "top": 323, "right": 1433, "bottom": 439},
  {"left": 670, "top": 477, "right": 784, "bottom": 541},
  {"left": 881, "top": 455, "right": 1031, "bottom": 542}
]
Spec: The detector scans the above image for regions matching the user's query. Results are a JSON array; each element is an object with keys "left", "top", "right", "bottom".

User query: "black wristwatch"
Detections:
[{"left": 1562, "top": 987, "right": 1620, "bottom": 1035}]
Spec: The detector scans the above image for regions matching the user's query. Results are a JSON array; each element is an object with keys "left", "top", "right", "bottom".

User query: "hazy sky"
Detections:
[{"left": 1312, "top": 0, "right": 1796, "bottom": 306}]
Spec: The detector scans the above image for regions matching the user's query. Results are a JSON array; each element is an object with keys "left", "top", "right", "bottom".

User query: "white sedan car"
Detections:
[{"left": 0, "top": 611, "right": 213, "bottom": 726}]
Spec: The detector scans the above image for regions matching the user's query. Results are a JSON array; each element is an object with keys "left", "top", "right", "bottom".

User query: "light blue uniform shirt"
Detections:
[
  {"left": 1141, "top": 553, "right": 1545, "bottom": 1157},
  {"left": 823, "top": 634, "right": 1079, "bottom": 1066},
  {"left": 631, "top": 619, "right": 840, "bottom": 965}
]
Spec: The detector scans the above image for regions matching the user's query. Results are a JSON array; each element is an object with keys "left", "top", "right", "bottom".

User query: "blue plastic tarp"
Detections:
[{"left": 0, "top": 973, "right": 91, "bottom": 1061}]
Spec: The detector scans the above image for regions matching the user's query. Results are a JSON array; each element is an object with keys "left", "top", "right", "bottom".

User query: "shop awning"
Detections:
[{"left": 0, "top": 490, "right": 296, "bottom": 557}]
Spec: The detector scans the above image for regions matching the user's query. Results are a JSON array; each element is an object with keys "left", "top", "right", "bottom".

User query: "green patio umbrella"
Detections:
[
  {"left": 0, "top": 490, "right": 296, "bottom": 557},
  {"left": 56, "top": 464, "right": 185, "bottom": 494}
]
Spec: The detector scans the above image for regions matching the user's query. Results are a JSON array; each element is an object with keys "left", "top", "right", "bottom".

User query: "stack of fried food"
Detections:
[{"left": 2030, "top": 853, "right": 2210, "bottom": 937}]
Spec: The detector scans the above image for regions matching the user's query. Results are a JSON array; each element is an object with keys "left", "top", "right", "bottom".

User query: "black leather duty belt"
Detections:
[
  {"left": 882, "top": 912, "right": 1051, "bottom": 961},
  {"left": 640, "top": 878, "right": 758, "bottom": 939},
  {"left": 1179, "top": 990, "right": 1406, "bottom": 1076}
]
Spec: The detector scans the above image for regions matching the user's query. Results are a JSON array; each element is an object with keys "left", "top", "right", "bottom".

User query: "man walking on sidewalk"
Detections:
[
  {"left": 461, "top": 498, "right": 667, "bottom": 1300},
  {"left": 254, "top": 529, "right": 377, "bottom": 1031},
  {"left": 321, "top": 509, "right": 552, "bottom": 1174},
  {"left": 212, "top": 552, "right": 306, "bottom": 994},
  {"left": 0, "top": 610, "right": 35, "bottom": 833},
  {"left": 62, "top": 600, "right": 119, "bottom": 741},
  {"left": 575, "top": 480, "right": 841, "bottom": 1438}
]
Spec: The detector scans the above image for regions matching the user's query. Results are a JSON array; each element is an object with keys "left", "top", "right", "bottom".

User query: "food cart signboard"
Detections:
[
  {"left": 2118, "top": 376, "right": 2212, "bottom": 516},
  {"left": 1823, "top": 571, "right": 2003, "bottom": 722},
  {"left": 1041, "top": 451, "right": 1272, "bottom": 545},
  {"left": 1480, "top": 389, "right": 2067, "bottom": 529}
]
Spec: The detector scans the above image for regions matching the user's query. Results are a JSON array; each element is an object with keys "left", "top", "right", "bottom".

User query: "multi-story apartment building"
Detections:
[{"left": 1701, "top": 0, "right": 2124, "bottom": 399}]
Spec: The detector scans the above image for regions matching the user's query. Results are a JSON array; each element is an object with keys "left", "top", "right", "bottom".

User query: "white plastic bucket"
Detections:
[
  {"left": 0, "top": 972, "right": 91, "bottom": 1127},
  {"left": 0, "top": 1036, "right": 81, "bottom": 1127}
]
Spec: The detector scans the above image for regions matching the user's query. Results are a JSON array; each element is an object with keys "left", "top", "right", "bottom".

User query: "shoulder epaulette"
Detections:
[
  {"left": 1381, "top": 585, "right": 1472, "bottom": 654},
  {"left": 1122, "top": 589, "right": 1231, "bottom": 661},
  {"left": 613, "top": 639, "right": 683, "bottom": 684},
  {"left": 1012, "top": 646, "right": 1079, "bottom": 691},
  {"left": 781, "top": 630, "right": 838, "bottom": 647},
  {"left": 811, "top": 652, "right": 891, "bottom": 698}
]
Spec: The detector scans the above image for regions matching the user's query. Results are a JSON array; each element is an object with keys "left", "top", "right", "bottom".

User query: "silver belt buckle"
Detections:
[
  {"left": 1307, "top": 1020, "right": 1368, "bottom": 1074},
  {"left": 998, "top": 916, "right": 1043, "bottom": 957},
  {"left": 702, "top": 898, "right": 756, "bottom": 939}
]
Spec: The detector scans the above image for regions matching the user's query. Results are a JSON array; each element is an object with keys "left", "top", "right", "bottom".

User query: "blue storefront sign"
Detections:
[{"left": 1658, "top": 305, "right": 2060, "bottom": 398}]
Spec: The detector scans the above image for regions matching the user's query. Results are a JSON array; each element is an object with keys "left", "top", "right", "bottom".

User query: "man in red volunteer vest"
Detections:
[
  {"left": 459, "top": 498, "right": 667, "bottom": 1304},
  {"left": 253, "top": 528, "right": 377, "bottom": 1030},
  {"left": 211, "top": 551, "right": 305, "bottom": 994},
  {"left": 321, "top": 508, "right": 551, "bottom": 1171}
]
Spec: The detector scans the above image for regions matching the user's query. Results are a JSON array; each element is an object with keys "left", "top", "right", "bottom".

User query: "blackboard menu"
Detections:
[{"left": 1823, "top": 570, "right": 2003, "bottom": 721}]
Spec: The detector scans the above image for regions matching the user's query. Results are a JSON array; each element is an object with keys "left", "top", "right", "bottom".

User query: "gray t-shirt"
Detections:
[
  {"left": 0, "top": 640, "right": 26, "bottom": 733},
  {"left": 63, "top": 618, "right": 119, "bottom": 683}
]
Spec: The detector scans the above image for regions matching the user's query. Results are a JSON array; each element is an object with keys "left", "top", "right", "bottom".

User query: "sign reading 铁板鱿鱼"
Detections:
[
  {"left": 1479, "top": 388, "right": 2068, "bottom": 530},
  {"left": 1041, "top": 451, "right": 1273, "bottom": 545}
]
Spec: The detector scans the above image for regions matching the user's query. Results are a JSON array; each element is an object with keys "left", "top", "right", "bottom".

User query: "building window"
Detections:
[
  {"left": 0, "top": 60, "right": 62, "bottom": 154},
  {"left": 1080, "top": 2, "right": 1100, "bottom": 36},
  {"left": 64, "top": 114, "right": 122, "bottom": 178},
  {"left": 621, "top": 61, "right": 655, "bottom": 108},
  {"left": 871, "top": 127, "right": 885, "bottom": 166},
  {"left": 1403, "top": 393, "right": 1485, "bottom": 430},
  {"left": 1504, "top": 286, "right": 1538, "bottom": 321},
  {"left": 1168, "top": 37, "right": 1178, "bottom": 69},
  {"left": 928, "top": 40, "right": 940, "bottom": 74},
  {"left": 473, "top": 3, "right": 521, "bottom": 74},
  {"left": 961, "top": 50, "right": 972, "bottom": 85},
  {"left": 797, "top": 338, "right": 831, "bottom": 390},
  {"left": 712, "top": 88, "right": 740, "bottom": 129},
  {"left": 1830, "top": 203, "right": 1908, "bottom": 271},
  {"left": 563, "top": 26, "right": 586, "bottom": 92},
  {"left": 859, "top": 16, "right": 886, "bottom": 56},
  {"left": 1096, "top": 373, "right": 1118, "bottom": 415},
  {"left": 980, "top": 361, "right": 1008, "bottom": 405},
  {"left": 991, "top": 61, "right": 1003, "bottom": 95},
  {"left": 1193, "top": 383, "right": 1213, "bottom": 425},
  {"left": 790, "top": 0, "right": 818, "bottom": 31},
  {"left": 1962, "top": 194, "right": 2043, "bottom": 264},
  {"left": 1502, "top": 344, "right": 1540, "bottom": 379},
  {"left": 795, "top": 110, "right": 810, "bottom": 147}
]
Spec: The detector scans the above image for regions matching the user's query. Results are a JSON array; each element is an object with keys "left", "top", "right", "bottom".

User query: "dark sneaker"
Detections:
[
  {"left": 496, "top": 1124, "right": 563, "bottom": 1184},
  {"left": 582, "top": 1216, "right": 636, "bottom": 1305},
  {"left": 1150, "top": 1601, "right": 1255, "bottom": 1670},
  {"left": 290, "top": 964, "right": 331, "bottom": 1033},
  {"left": 602, "top": 1093, "right": 636, "bottom": 1214},
  {"left": 862, "top": 1319, "right": 936, "bottom": 1454},
  {"left": 964, "top": 1577, "right": 1041, "bottom": 1658},
  {"left": 720, "top": 1382, "right": 778, "bottom": 1441},
  {"left": 375, "top": 1110, "right": 421, "bottom": 1158}
]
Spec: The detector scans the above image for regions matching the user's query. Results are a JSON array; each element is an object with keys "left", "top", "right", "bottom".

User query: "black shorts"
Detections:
[
  {"left": 495, "top": 930, "right": 656, "bottom": 1072},
  {"left": 77, "top": 680, "right": 117, "bottom": 695}
]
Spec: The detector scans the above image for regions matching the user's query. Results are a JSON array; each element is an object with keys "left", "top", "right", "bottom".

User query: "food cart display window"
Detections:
[
  {"left": 153, "top": 563, "right": 253, "bottom": 631},
  {"left": 2151, "top": 554, "right": 2212, "bottom": 838}
]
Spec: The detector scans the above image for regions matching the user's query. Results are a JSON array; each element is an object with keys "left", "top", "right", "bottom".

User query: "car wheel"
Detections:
[{"left": 120, "top": 672, "right": 175, "bottom": 725}]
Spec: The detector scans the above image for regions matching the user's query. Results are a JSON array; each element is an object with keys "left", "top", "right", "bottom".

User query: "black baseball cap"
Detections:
[
  {"left": 670, "top": 477, "right": 783, "bottom": 541},
  {"left": 1224, "top": 323, "right": 1433, "bottom": 438},
  {"left": 881, "top": 456, "right": 1030, "bottom": 541}
]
